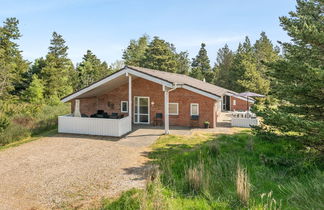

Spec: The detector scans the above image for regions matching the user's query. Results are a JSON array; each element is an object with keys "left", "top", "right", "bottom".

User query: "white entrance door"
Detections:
[{"left": 134, "top": 96, "right": 150, "bottom": 124}]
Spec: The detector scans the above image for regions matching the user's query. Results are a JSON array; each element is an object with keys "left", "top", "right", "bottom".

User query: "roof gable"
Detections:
[{"left": 61, "top": 66, "right": 242, "bottom": 103}]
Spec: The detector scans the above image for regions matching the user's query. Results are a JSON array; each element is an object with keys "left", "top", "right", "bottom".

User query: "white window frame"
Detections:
[
  {"left": 168, "top": 103, "right": 179, "bottom": 115},
  {"left": 233, "top": 99, "right": 236, "bottom": 106},
  {"left": 121, "top": 101, "right": 128, "bottom": 113},
  {"left": 190, "top": 103, "right": 199, "bottom": 116}
]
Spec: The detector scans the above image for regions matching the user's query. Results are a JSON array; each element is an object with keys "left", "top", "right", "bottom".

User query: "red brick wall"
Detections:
[
  {"left": 230, "top": 96, "right": 252, "bottom": 111},
  {"left": 71, "top": 77, "right": 217, "bottom": 128}
]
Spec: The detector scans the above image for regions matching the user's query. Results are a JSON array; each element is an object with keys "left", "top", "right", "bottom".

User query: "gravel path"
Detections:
[
  {"left": 0, "top": 126, "right": 240, "bottom": 210},
  {"left": 0, "top": 130, "right": 159, "bottom": 210}
]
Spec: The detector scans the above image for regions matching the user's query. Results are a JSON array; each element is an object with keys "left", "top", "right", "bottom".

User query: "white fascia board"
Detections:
[
  {"left": 61, "top": 69, "right": 127, "bottom": 103},
  {"left": 225, "top": 92, "right": 255, "bottom": 103},
  {"left": 125, "top": 67, "right": 173, "bottom": 88},
  {"left": 182, "top": 85, "right": 221, "bottom": 100},
  {"left": 62, "top": 67, "right": 174, "bottom": 103}
]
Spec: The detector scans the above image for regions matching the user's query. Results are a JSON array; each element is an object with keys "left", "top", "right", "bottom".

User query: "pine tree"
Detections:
[
  {"left": 256, "top": 0, "right": 324, "bottom": 150},
  {"left": 0, "top": 18, "right": 28, "bottom": 99},
  {"left": 141, "top": 36, "right": 178, "bottom": 72},
  {"left": 190, "top": 43, "right": 213, "bottom": 82},
  {"left": 214, "top": 44, "right": 234, "bottom": 88},
  {"left": 253, "top": 32, "right": 280, "bottom": 88},
  {"left": 24, "top": 74, "right": 44, "bottom": 104},
  {"left": 40, "top": 32, "right": 74, "bottom": 101},
  {"left": 176, "top": 51, "right": 191, "bottom": 75},
  {"left": 230, "top": 36, "right": 270, "bottom": 94},
  {"left": 123, "top": 35, "right": 148, "bottom": 66},
  {"left": 75, "top": 50, "right": 112, "bottom": 89}
]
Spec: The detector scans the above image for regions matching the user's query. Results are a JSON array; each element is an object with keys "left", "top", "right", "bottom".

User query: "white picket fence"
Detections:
[{"left": 58, "top": 115, "right": 131, "bottom": 137}]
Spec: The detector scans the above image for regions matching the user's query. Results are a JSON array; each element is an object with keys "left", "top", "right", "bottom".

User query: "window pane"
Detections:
[
  {"left": 135, "top": 97, "right": 138, "bottom": 113},
  {"left": 169, "top": 103, "right": 178, "bottom": 115},
  {"left": 140, "top": 98, "right": 148, "bottom": 106},
  {"left": 140, "top": 106, "right": 148, "bottom": 114},
  {"left": 191, "top": 104, "right": 198, "bottom": 115},
  {"left": 139, "top": 115, "right": 148, "bottom": 123},
  {"left": 122, "top": 102, "right": 128, "bottom": 112}
]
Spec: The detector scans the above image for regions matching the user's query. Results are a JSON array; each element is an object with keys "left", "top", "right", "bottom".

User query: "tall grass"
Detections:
[
  {"left": 236, "top": 163, "right": 250, "bottom": 205},
  {"left": 102, "top": 132, "right": 323, "bottom": 209},
  {"left": 0, "top": 103, "right": 69, "bottom": 146}
]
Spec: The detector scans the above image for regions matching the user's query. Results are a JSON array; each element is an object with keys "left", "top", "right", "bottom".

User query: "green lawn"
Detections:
[{"left": 102, "top": 131, "right": 323, "bottom": 209}]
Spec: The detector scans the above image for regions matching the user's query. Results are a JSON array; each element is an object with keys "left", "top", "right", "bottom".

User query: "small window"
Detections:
[
  {"left": 233, "top": 99, "right": 236, "bottom": 106},
  {"left": 121, "top": 101, "right": 128, "bottom": 113},
  {"left": 169, "top": 103, "right": 179, "bottom": 115},
  {"left": 190, "top": 103, "right": 199, "bottom": 116}
]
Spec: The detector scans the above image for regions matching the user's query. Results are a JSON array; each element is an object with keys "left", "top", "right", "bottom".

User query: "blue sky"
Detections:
[{"left": 1, "top": 0, "right": 296, "bottom": 64}]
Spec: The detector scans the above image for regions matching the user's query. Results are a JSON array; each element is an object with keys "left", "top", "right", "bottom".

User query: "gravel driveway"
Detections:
[{"left": 0, "top": 128, "right": 163, "bottom": 210}]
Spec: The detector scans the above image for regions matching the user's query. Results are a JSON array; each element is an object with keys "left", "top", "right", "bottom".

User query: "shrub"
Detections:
[
  {"left": 0, "top": 114, "right": 10, "bottom": 132},
  {"left": 0, "top": 123, "right": 30, "bottom": 145},
  {"left": 0, "top": 103, "right": 69, "bottom": 146}
]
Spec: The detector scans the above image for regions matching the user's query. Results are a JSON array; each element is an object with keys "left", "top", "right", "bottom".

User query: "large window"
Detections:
[
  {"left": 190, "top": 103, "right": 199, "bottom": 116},
  {"left": 169, "top": 103, "right": 179, "bottom": 115},
  {"left": 121, "top": 101, "right": 128, "bottom": 113}
]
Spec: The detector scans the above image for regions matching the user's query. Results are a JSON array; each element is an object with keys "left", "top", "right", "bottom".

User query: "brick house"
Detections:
[{"left": 59, "top": 66, "right": 253, "bottom": 136}]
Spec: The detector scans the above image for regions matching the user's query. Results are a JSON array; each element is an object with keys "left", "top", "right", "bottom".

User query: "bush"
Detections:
[{"left": 0, "top": 103, "right": 69, "bottom": 146}]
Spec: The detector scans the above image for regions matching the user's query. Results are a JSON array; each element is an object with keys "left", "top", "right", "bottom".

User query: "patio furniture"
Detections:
[
  {"left": 110, "top": 112, "right": 119, "bottom": 119},
  {"left": 190, "top": 115, "right": 199, "bottom": 127},
  {"left": 81, "top": 113, "right": 88, "bottom": 117},
  {"left": 153, "top": 113, "right": 163, "bottom": 126}
]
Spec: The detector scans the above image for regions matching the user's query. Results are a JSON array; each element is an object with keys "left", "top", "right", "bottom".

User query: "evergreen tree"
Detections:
[
  {"left": 122, "top": 35, "right": 148, "bottom": 66},
  {"left": 30, "top": 57, "right": 46, "bottom": 76},
  {"left": 176, "top": 51, "right": 191, "bottom": 75},
  {"left": 24, "top": 74, "right": 44, "bottom": 104},
  {"left": 141, "top": 36, "right": 178, "bottom": 72},
  {"left": 190, "top": 43, "right": 213, "bottom": 82},
  {"left": 110, "top": 60, "right": 125, "bottom": 71},
  {"left": 214, "top": 44, "right": 234, "bottom": 88},
  {"left": 256, "top": 0, "right": 324, "bottom": 150},
  {"left": 0, "top": 18, "right": 28, "bottom": 98},
  {"left": 40, "top": 32, "right": 74, "bottom": 100},
  {"left": 75, "top": 50, "right": 112, "bottom": 89},
  {"left": 229, "top": 36, "right": 269, "bottom": 94},
  {"left": 253, "top": 32, "right": 280, "bottom": 88}
]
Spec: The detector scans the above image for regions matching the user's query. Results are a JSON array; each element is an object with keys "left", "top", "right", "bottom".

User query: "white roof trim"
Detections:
[
  {"left": 61, "top": 69, "right": 127, "bottom": 103},
  {"left": 61, "top": 66, "right": 223, "bottom": 103},
  {"left": 61, "top": 67, "right": 174, "bottom": 103},
  {"left": 226, "top": 92, "right": 255, "bottom": 103},
  {"left": 182, "top": 85, "right": 221, "bottom": 100}
]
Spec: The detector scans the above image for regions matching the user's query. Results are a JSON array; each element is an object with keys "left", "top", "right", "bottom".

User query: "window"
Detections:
[
  {"left": 169, "top": 103, "right": 179, "bottom": 115},
  {"left": 190, "top": 103, "right": 199, "bottom": 116},
  {"left": 233, "top": 99, "right": 236, "bottom": 106},
  {"left": 121, "top": 101, "right": 128, "bottom": 113}
]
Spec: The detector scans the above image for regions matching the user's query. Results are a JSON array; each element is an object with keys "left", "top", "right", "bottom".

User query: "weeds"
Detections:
[
  {"left": 236, "top": 163, "right": 250, "bottom": 205},
  {"left": 101, "top": 132, "right": 323, "bottom": 209}
]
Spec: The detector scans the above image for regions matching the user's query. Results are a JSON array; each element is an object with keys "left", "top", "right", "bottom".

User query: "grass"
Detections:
[
  {"left": 0, "top": 103, "right": 69, "bottom": 146},
  {"left": 101, "top": 131, "right": 323, "bottom": 210},
  {"left": 0, "top": 128, "right": 57, "bottom": 151}
]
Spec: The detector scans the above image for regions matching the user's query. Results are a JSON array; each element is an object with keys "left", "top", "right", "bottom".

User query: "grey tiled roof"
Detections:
[{"left": 127, "top": 66, "right": 236, "bottom": 97}]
